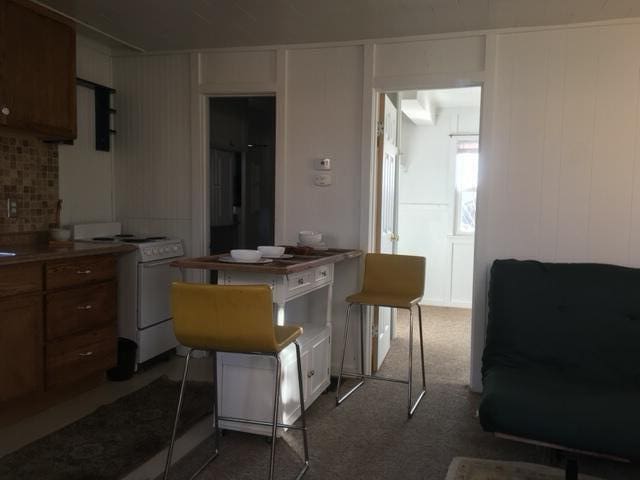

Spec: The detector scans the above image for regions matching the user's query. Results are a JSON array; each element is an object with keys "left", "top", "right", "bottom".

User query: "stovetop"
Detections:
[
  {"left": 72, "top": 223, "right": 184, "bottom": 262},
  {"left": 91, "top": 234, "right": 169, "bottom": 244}
]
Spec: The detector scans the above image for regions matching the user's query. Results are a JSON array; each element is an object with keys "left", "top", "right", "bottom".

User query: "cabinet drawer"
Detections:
[
  {"left": 286, "top": 270, "right": 315, "bottom": 297},
  {"left": 315, "top": 265, "right": 333, "bottom": 284},
  {"left": 46, "top": 255, "right": 116, "bottom": 290},
  {"left": 46, "top": 325, "right": 116, "bottom": 389},
  {"left": 0, "top": 262, "right": 42, "bottom": 298},
  {"left": 46, "top": 281, "right": 116, "bottom": 340}
]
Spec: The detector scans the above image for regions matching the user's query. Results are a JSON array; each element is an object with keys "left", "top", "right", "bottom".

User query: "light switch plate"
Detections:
[
  {"left": 314, "top": 173, "right": 332, "bottom": 186},
  {"left": 6, "top": 198, "right": 17, "bottom": 218},
  {"left": 315, "top": 158, "right": 331, "bottom": 170}
]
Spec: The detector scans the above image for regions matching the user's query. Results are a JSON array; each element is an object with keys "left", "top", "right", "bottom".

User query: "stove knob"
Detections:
[
  {"left": 172, "top": 245, "right": 179, "bottom": 251},
  {"left": 152, "top": 247, "right": 159, "bottom": 254},
  {"left": 164, "top": 246, "right": 170, "bottom": 252},
  {"left": 144, "top": 249, "right": 151, "bottom": 255}
]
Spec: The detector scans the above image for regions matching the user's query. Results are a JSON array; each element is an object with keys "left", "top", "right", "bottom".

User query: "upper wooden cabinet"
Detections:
[{"left": 0, "top": 0, "right": 76, "bottom": 140}]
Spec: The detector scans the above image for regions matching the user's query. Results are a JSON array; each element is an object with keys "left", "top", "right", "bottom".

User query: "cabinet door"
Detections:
[
  {"left": 309, "top": 334, "right": 331, "bottom": 399},
  {"left": 0, "top": 0, "right": 76, "bottom": 139},
  {"left": 0, "top": 294, "right": 43, "bottom": 403}
]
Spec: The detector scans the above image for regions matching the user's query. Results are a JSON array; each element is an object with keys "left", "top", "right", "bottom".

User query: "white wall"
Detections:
[
  {"left": 471, "top": 22, "right": 640, "bottom": 390},
  {"left": 112, "top": 34, "right": 486, "bottom": 378},
  {"left": 58, "top": 36, "right": 115, "bottom": 225},
  {"left": 113, "top": 54, "right": 192, "bottom": 252},
  {"left": 398, "top": 107, "right": 479, "bottom": 307}
]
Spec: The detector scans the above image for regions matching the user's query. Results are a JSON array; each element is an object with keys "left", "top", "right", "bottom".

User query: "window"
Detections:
[{"left": 455, "top": 140, "right": 479, "bottom": 234}]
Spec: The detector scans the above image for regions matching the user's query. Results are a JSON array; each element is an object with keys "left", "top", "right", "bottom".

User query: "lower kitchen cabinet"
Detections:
[
  {"left": 0, "top": 253, "right": 119, "bottom": 416},
  {"left": 0, "top": 293, "right": 43, "bottom": 403}
]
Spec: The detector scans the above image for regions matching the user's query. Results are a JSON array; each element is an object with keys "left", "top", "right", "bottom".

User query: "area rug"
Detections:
[
  {"left": 0, "top": 376, "right": 214, "bottom": 480},
  {"left": 445, "top": 457, "right": 604, "bottom": 480}
]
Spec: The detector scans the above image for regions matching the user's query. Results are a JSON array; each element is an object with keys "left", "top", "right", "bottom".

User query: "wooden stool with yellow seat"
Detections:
[
  {"left": 336, "top": 253, "right": 427, "bottom": 418},
  {"left": 163, "top": 282, "right": 310, "bottom": 480}
]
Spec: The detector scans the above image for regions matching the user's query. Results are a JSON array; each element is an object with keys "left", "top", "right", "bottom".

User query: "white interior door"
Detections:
[{"left": 375, "top": 94, "right": 399, "bottom": 370}]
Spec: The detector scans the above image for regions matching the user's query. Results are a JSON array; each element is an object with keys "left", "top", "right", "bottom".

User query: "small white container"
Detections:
[
  {"left": 50, "top": 228, "right": 71, "bottom": 241},
  {"left": 230, "top": 249, "right": 262, "bottom": 262},
  {"left": 299, "top": 231, "right": 322, "bottom": 244},
  {"left": 258, "top": 246, "right": 285, "bottom": 258}
]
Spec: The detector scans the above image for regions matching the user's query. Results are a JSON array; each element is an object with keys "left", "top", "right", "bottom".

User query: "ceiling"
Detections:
[
  {"left": 422, "top": 87, "right": 482, "bottom": 109},
  {"left": 35, "top": 0, "right": 640, "bottom": 52}
]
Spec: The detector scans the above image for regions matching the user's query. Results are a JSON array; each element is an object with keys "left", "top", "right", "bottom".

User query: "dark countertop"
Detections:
[
  {"left": 0, "top": 242, "right": 137, "bottom": 266},
  {"left": 171, "top": 248, "right": 362, "bottom": 274}
]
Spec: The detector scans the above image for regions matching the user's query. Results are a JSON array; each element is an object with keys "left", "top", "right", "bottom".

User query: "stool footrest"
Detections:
[
  {"left": 218, "top": 415, "right": 307, "bottom": 431},
  {"left": 340, "top": 372, "right": 410, "bottom": 385},
  {"left": 409, "top": 389, "right": 426, "bottom": 418},
  {"left": 188, "top": 450, "right": 219, "bottom": 480}
]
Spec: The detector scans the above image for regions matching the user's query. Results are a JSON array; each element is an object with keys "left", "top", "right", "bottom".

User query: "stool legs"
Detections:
[
  {"left": 294, "top": 342, "right": 310, "bottom": 478},
  {"left": 163, "top": 349, "right": 193, "bottom": 480},
  {"left": 164, "top": 346, "right": 308, "bottom": 480},
  {"left": 268, "top": 354, "right": 282, "bottom": 480},
  {"left": 408, "top": 305, "right": 427, "bottom": 418},
  {"left": 336, "top": 304, "right": 427, "bottom": 418},
  {"left": 417, "top": 305, "right": 426, "bottom": 392},
  {"left": 336, "top": 303, "right": 365, "bottom": 406}
]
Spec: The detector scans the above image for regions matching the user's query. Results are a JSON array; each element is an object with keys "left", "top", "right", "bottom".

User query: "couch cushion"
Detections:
[
  {"left": 483, "top": 259, "right": 640, "bottom": 387},
  {"left": 480, "top": 366, "right": 640, "bottom": 460}
]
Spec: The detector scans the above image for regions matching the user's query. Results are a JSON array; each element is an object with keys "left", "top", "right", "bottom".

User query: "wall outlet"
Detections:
[{"left": 6, "top": 198, "right": 17, "bottom": 218}]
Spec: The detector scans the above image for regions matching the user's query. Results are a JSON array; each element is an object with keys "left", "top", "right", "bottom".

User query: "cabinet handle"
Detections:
[
  {"left": 76, "top": 269, "right": 92, "bottom": 274},
  {"left": 76, "top": 304, "right": 93, "bottom": 310},
  {"left": 1, "top": 106, "right": 9, "bottom": 116},
  {"left": 78, "top": 351, "right": 94, "bottom": 356},
  {"left": 307, "top": 369, "right": 315, "bottom": 378}
]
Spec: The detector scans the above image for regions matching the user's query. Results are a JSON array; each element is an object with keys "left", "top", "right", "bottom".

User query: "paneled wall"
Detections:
[
  {"left": 113, "top": 53, "right": 192, "bottom": 251},
  {"left": 285, "top": 46, "right": 364, "bottom": 248},
  {"left": 470, "top": 22, "right": 640, "bottom": 389},
  {"left": 58, "top": 37, "right": 115, "bottom": 226}
]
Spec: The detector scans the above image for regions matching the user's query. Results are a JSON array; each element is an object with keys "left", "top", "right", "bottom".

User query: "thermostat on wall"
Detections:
[
  {"left": 314, "top": 173, "right": 332, "bottom": 186},
  {"left": 315, "top": 158, "right": 331, "bottom": 170}
]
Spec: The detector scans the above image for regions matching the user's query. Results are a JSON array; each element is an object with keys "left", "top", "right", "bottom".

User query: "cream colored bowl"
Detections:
[
  {"left": 50, "top": 228, "right": 71, "bottom": 241},
  {"left": 258, "top": 246, "right": 285, "bottom": 258},
  {"left": 230, "top": 249, "right": 262, "bottom": 262}
]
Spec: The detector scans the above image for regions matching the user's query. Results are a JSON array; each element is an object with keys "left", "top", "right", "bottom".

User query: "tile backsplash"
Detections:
[{"left": 0, "top": 133, "right": 59, "bottom": 233}]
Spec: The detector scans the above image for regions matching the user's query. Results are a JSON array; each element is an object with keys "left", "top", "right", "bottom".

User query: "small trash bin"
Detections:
[{"left": 107, "top": 337, "right": 138, "bottom": 381}]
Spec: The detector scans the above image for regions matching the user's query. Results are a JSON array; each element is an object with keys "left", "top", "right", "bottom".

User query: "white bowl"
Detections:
[
  {"left": 230, "top": 249, "right": 262, "bottom": 262},
  {"left": 258, "top": 246, "right": 285, "bottom": 257},
  {"left": 50, "top": 228, "right": 71, "bottom": 241},
  {"left": 298, "top": 231, "right": 322, "bottom": 244}
]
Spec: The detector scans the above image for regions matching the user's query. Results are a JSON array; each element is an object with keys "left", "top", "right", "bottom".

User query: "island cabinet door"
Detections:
[
  {"left": 309, "top": 332, "right": 331, "bottom": 400},
  {"left": 0, "top": 293, "right": 43, "bottom": 403}
]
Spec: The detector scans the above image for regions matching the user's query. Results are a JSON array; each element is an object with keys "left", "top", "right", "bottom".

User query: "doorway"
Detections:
[
  {"left": 208, "top": 96, "right": 276, "bottom": 257},
  {"left": 373, "top": 86, "right": 482, "bottom": 371}
]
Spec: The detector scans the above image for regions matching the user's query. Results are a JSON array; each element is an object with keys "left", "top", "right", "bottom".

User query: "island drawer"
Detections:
[
  {"left": 0, "top": 262, "right": 42, "bottom": 298},
  {"left": 46, "top": 280, "right": 116, "bottom": 340},
  {"left": 46, "top": 324, "right": 116, "bottom": 389},
  {"left": 46, "top": 255, "right": 116, "bottom": 290}
]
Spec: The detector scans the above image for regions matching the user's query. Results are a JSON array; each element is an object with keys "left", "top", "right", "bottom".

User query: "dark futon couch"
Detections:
[{"left": 479, "top": 259, "right": 640, "bottom": 461}]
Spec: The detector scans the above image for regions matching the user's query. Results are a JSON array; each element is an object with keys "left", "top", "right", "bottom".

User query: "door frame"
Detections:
[
  {"left": 190, "top": 52, "right": 287, "bottom": 284},
  {"left": 363, "top": 78, "right": 486, "bottom": 382}
]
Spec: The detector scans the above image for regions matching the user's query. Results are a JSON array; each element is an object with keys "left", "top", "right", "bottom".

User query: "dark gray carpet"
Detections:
[
  {"left": 164, "top": 307, "right": 640, "bottom": 479},
  {"left": 0, "top": 376, "right": 213, "bottom": 480}
]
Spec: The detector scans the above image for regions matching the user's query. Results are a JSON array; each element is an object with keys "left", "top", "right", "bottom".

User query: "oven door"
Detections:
[{"left": 137, "top": 257, "right": 183, "bottom": 329}]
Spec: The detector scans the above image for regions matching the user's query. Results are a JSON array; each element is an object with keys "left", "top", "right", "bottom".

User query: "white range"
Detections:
[{"left": 73, "top": 222, "right": 185, "bottom": 365}]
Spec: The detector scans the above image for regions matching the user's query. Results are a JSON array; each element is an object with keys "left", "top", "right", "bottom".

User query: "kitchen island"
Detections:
[{"left": 171, "top": 248, "right": 361, "bottom": 435}]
